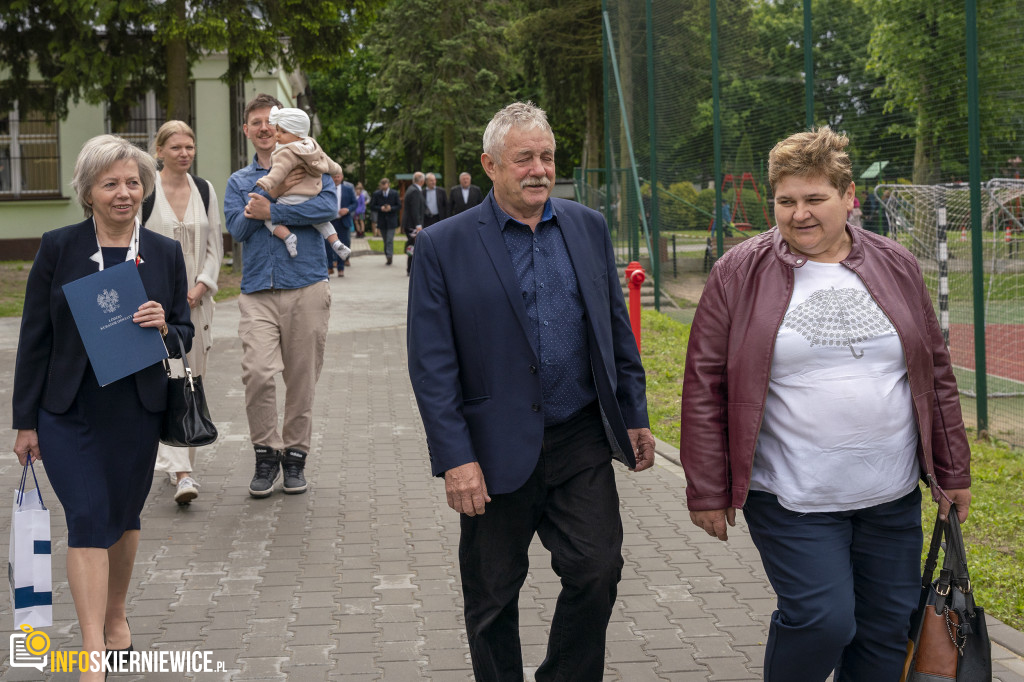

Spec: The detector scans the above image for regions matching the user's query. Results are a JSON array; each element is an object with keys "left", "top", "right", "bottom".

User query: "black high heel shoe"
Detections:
[{"left": 104, "top": 619, "right": 132, "bottom": 677}]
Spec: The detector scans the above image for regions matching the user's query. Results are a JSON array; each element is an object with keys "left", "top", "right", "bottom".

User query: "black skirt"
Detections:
[{"left": 39, "top": 365, "right": 161, "bottom": 548}]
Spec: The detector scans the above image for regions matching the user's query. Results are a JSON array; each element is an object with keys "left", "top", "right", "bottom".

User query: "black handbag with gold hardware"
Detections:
[{"left": 901, "top": 503, "right": 991, "bottom": 681}]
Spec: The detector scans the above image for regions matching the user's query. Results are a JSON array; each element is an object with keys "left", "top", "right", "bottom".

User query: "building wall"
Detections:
[{"left": 0, "top": 58, "right": 303, "bottom": 260}]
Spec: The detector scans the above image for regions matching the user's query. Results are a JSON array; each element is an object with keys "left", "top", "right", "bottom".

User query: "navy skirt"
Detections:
[{"left": 38, "top": 365, "right": 161, "bottom": 548}]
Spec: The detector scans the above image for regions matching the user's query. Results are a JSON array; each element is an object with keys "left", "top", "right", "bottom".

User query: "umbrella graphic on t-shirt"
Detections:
[{"left": 783, "top": 287, "right": 894, "bottom": 358}]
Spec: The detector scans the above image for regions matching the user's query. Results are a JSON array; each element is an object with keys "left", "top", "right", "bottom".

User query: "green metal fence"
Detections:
[{"left": 584, "top": 0, "right": 1024, "bottom": 447}]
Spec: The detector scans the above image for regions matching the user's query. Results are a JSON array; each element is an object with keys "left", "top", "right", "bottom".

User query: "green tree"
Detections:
[
  {"left": 0, "top": 1, "right": 164, "bottom": 126},
  {"left": 513, "top": 0, "right": 603, "bottom": 173},
  {"left": 367, "top": 0, "right": 515, "bottom": 184},
  {"left": 308, "top": 46, "right": 386, "bottom": 187},
  {"left": 1, "top": 1, "right": 375, "bottom": 127},
  {"left": 867, "top": 0, "right": 1023, "bottom": 182}
]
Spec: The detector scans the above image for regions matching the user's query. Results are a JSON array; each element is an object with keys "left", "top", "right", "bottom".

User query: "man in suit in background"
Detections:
[
  {"left": 401, "top": 171, "right": 425, "bottom": 275},
  {"left": 448, "top": 171, "right": 484, "bottom": 216},
  {"left": 327, "top": 172, "right": 357, "bottom": 277},
  {"left": 422, "top": 172, "right": 448, "bottom": 227},
  {"left": 407, "top": 101, "right": 655, "bottom": 680},
  {"left": 369, "top": 177, "right": 401, "bottom": 265}
]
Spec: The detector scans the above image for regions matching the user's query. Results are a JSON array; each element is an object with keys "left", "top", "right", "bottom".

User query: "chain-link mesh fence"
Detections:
[{"left": 592, "top": 0, "right": 1024, "bottom": 446}]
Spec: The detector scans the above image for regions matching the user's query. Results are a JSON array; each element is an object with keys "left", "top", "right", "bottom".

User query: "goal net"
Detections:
[{"left": 875, "top": 181, "right": 1024, "bottom": 400}]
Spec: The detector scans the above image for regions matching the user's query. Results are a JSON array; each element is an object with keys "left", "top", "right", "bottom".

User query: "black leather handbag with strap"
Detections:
[
  {"left": 901, "top": 500, "right": 992, "bottom": 681},
  {"left": 159, "top": 331, "right": 218, "bottom": 448}
]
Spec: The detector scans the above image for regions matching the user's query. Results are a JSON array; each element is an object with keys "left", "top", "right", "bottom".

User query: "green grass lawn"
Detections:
[
  {"left": 366, "top": 236, "right": 407, "bottom": 254},
  {"left": 0, "top": 261, "right": 30, "bottom": 317},
  {"left": 640, "top": 309, "right": 1024, "bottom": 630}
]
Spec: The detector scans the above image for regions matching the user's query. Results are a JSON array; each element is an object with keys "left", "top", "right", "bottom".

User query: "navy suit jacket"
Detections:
[
  {"left": 12, "top": 219, "right": 194, "bottom": 430},
  {"left": 407, "top": 193, "right": 649, "bottom": 494},
  {"left": 370, "top": 188, "right": 401, "bottom": 230},
  {"left": 332, "top": 180, "right": 357, "bottom": 232},
  {"left": 448, "top": 184, "right": 484, "bottom": 216}
]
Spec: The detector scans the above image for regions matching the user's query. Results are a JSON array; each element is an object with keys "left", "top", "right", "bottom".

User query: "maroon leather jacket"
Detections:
[{"left": 679, "top": 226, "right": 971, "bottom": 512}]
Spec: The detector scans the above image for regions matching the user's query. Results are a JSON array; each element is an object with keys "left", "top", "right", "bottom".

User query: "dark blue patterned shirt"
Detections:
[{"left": 492, "top": 196, "right": 597, "bottom": 425}]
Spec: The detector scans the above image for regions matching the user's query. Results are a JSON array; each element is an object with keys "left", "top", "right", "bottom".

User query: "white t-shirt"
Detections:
[{"left": 750, "top": 260, "right": 920, "bottom": 512}]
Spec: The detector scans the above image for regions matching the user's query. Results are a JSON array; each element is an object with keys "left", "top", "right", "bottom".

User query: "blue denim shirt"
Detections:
[
  {"left": 225, "top": 154, "right": 337, "bottom": 293},
  {"left": 493, "top": 195, "right": 597, "bottom": 425}
]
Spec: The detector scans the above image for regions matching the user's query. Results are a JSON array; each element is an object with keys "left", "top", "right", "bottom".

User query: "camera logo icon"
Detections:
[{"left": 10, "top": 623, "right": 50, "bottom": 671}]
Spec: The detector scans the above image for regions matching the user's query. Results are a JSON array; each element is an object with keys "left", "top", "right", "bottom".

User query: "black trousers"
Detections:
[
  {"left": 406, "top": 235, "right": 416, "bottom": 274},
  {"left": 459, "top": 403, "right": 623, "bottom": 681}
]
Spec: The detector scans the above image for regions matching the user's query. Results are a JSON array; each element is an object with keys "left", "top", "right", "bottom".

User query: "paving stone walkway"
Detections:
[{"left": 1, "top": 239, "right": 1021, "bottom": 680}]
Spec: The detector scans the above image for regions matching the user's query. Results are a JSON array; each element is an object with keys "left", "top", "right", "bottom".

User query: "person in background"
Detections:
[
  {"left": 401, "top": 171, "right": 425, "bottom": 275},
  {"left": 224, "top": 93, "right": 336, "bottom": 498},
  {"left": 448, "top": 171, "right": 483, "bottom": 215},
  {"left": 422, "top": 172, "right": 448, "bottom": 227},
  {"left": 369, "top": 177, "right": 401, "bottom": 265},
  {"left": 408, "top": 102, "right": 655, "bottom": 680},
  {"left": 145, "top": 120, "right": 223, "bottom": 506},
  {"left": 679, "top": 126, "right": 972, "bottom": 681},
  {"left": 354, "top": 181, "right": 368, "bottom": 237},
  {"left": 327, "top": 172, "right": 357, "bottom": 277},
  {"left": 12, "top": 134, "right": 193, "bottom": 680},
  {"left": 847, "top": 195, "right": 863, "bottom": 228},
  {"left": 862, "top": 187, "right": 880, "bottom": 234}
]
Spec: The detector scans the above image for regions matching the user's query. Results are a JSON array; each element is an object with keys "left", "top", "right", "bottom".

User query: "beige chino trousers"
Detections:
[{"left": 238, "top": 281, "right": 331, "bottom": 454}]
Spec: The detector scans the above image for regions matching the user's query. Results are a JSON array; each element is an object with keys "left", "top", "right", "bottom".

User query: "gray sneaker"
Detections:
[
  {"left": 281, "top": 449, "right": 308, "bottom": 494},
  {"left": 249, "top": 446, "right": 281, "bottom": 498},
  {"left": 174, "top": 477, "right": 199, "bottom": 505}
]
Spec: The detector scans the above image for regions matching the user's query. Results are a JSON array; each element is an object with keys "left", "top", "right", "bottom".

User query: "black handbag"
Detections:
[
  {"left": 159, "top": 331, "right": 218, "bottom": 447},
  {"left": 901, "top": 502, "right": 991, "bottom": 681}
]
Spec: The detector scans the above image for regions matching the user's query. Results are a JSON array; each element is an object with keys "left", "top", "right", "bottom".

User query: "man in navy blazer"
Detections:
[
  {"left": 448, "top": 171, "right": 484, "bottom": 215},
  {"left": 407, "top": 102, "right": 655, "bottom": 680}
]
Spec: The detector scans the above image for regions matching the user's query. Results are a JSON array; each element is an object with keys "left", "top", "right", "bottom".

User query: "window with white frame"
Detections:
[
  {"left": 107, "top": 91, "right": 166, "bottom": 152},
  {"left": 0, "top": 101, "right": 61, "bottom": 199}
]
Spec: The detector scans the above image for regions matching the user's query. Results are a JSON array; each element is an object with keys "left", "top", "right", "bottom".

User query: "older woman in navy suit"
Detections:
[{"left": 12, "top": 135, "right": 193, "bottom": 680}]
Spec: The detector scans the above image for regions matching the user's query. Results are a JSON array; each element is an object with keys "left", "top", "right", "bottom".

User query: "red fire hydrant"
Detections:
[{"left": 624, "top": 261, "right": 645, "bottom": 352}]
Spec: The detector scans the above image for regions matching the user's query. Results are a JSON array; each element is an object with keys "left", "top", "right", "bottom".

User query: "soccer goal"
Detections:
[{"left": 875, "top": 181, "right": 1024, "bottom": 400}]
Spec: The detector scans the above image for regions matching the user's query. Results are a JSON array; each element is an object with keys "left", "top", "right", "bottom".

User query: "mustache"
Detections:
[{"left": 521, "top": 177, "right": 550, "bottom": 189}]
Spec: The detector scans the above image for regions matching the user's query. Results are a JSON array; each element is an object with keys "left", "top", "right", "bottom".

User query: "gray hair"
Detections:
[
  {"left": 413, "top": 171, "right": 425, "bottom": 185},
  {"left": 72, "top": 134, "right": 157, "bottom": 217},
  {"left": 482, "top": 101, "right": 555, "bottom": 163}
]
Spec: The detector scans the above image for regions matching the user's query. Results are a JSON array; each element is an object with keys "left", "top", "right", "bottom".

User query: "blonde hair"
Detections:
[
  {"left": 768, "top": 126, "right": 852, "bottom": 195},
  {"left": 71, "top": 135, "right": 157, "bottom": 217},
  {"left": 152, "top": 120, "right": 196, "bottom": 157}
]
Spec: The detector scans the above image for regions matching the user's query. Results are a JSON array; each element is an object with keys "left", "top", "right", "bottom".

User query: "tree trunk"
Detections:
[
  {"left": 443, "top": 123, "right": 456, "bottom": 193},
  {"left": 358, "top": 137, "right": 367, "bottom": 187},
  {"left": 165, "top": 0, "right": 191, "bottom": 123},
  {"left": 913, "top": 99, "right": 941, "bottom": 185}
]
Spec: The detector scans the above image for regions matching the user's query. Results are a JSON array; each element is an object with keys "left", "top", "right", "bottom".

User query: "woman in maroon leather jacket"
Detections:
[{"left": 679, "top": 127, "right": 971, "bottom": 681}]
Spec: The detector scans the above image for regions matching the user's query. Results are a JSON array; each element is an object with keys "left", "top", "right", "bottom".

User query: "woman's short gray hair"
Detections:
[
  {"left": 482, "top": 101, "right": 555, "bottom": 163},
  {"left": 71, "top": 134, "right": 157, "bottom": 217}
]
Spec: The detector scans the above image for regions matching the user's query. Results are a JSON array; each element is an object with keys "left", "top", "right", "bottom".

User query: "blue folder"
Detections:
[{"left": 62, "top": 260, "right": 168, "bottom": 386}]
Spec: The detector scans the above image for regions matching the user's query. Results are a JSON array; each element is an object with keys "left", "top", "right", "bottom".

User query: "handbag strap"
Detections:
[
  {"left": 17, "top": 460, "right": 46, "bottom": 510},
  {"left": 938, "top": 503, "right": 981, "bottom": 633},
  {"left": 943, "top": 505, "right": 973, "bottom": 592},
  {"left": 162, "top": 330, "right": 196, "bottom": 389},
  {"left": 922, "top": 506, "right": 946, "bottom": 588}
]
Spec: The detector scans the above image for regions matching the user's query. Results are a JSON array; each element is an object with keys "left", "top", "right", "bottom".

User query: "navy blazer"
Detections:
[
  {"left": 407, "top": 193, "right": 649, "bottom": 495},
  {"left": 448, "top": 184, "right": 484, "bottom": 216},
  {"left": 12, "top": 219, "right": 194, "bottom": 430},
  {"left": 370, "top": 188, "right": 401, "bottom": 230}
]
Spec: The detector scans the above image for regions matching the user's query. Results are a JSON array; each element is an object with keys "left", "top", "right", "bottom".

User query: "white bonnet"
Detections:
[{"left": 268, "top": 106, "right": 310, "bottom": 138}]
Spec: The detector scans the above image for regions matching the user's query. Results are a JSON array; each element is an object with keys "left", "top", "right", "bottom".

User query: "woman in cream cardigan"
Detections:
[{"left": 145, "top": 120, "right": 223, "bottom": 505}]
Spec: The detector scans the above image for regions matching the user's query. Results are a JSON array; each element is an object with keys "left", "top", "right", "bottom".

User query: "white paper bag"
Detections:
[{"left": 9, "top": 462, "right": 52, "bottom": 628}]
